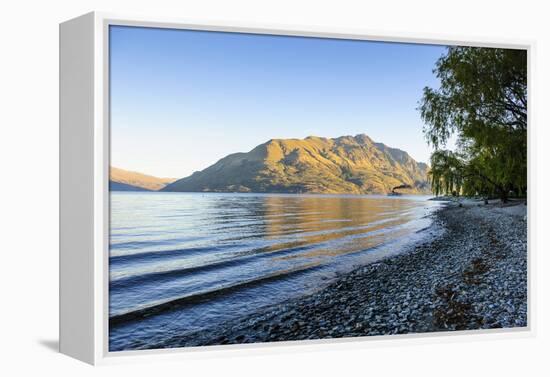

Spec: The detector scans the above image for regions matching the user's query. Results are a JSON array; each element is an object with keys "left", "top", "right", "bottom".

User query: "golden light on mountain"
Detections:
[
  {"left": 110, "top": 167, "right": 176, "bottom": 191},
  {"left": 163, "top": 135, "right": 430, "bottom": 194}
]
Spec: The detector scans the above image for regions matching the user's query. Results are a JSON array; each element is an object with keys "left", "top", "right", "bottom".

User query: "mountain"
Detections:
[
  {"left": 163, "top": 135, "right": 430, "bottom": 194},
  {"left": 110, "top": 167, "right": 176, "bottom": 191},
  {"left": 109, "top": 181, "right": 149, "bottom": 191}
]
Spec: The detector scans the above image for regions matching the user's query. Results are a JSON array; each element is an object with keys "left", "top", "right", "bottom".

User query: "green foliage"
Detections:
[
  {"left": 429, "top": 150, "right": 465, "bottom": 196},
  {"left": 420, "top": 47, "right": 527, "bottom": 201}
]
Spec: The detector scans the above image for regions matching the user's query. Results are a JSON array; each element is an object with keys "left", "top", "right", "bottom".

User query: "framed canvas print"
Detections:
[{"left": 59, "top": 12, "right": 533, "bottom": 365}]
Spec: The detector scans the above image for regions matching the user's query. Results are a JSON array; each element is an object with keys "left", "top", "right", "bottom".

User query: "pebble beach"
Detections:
[{"left": 147, "top": 200, "right": 528, "bottom": 349}]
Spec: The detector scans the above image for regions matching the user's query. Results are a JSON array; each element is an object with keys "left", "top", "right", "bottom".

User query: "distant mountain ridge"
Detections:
[
  {"left": 163, "top": 134, "right": 430, "bottom": 194},
  {"left": 110, "top": 167, "right": 176, "bottom": 191}
]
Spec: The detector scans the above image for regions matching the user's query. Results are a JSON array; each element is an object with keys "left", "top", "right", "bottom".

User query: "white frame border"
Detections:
[{"left": 75, "top": 11, "right": 536, "bottom": 365}]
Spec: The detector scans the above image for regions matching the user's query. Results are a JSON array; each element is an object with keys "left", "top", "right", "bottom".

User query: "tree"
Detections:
[
  {"left": 428, "top": 150, "right": 465, "bottom": 197},
  {"left": 419, "top": 47, "right": 527, "bottom": 202}
]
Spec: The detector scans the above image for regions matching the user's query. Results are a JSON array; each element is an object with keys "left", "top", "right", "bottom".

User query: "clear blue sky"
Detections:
[{"left": 110, "top": 25, "right": 447, "bottom": 178}]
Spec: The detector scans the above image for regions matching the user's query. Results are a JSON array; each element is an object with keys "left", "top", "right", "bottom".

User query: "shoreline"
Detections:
[{"left": 144, "top": 200, "right": 527, "bottom": 349}]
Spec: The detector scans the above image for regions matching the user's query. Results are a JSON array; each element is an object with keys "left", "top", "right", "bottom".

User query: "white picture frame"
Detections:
[{"left": 59, "top": 11, "right": 535, "bottom": 365}]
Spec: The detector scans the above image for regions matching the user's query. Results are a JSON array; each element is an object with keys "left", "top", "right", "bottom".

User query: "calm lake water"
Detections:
[{"left": 109, "top": 192, "right": 440, "bottom": 351}]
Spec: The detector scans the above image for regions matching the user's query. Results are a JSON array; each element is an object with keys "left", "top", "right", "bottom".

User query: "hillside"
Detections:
[
  {"left": 163, "top": 135, "right": 430, "bottom": 194},
  {"left": 109, "top": 181, "right": 149, "bottom": 191},
  {"left": 110, "top": 167, "right": 176, "bottom": 191}
]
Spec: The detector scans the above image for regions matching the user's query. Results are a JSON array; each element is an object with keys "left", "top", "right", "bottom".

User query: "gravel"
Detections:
[{"left": 148, "top": 202, "right": 528, "bottom": 349}]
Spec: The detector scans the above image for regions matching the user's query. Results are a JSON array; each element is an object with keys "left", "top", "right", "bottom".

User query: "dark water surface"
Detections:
[{"left": 109, "top": 192, "right": 440, "bottom": 350}]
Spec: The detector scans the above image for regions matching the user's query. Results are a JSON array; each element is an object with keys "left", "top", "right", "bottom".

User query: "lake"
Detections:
[{"left": 109, "top": 192, "right": 440, "bottom": 350}]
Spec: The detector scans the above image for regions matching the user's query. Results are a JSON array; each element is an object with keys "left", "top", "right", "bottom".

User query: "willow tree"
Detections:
[
  {"left": 419, "top": 47, "right": 527, "bottom": 202},
  {"left": 429, "top": 150, "right": 465, "bottom": 197}
]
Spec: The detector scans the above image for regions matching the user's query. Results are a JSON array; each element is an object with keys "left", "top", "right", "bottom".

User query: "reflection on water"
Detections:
[{"left": 109, "top": 192, "right": 439, "bottom": 351}]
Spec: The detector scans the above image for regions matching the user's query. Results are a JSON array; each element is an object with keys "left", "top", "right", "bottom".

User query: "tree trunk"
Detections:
[{"left": 500, "top": 188, "right": 508, "bottom": 203}]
